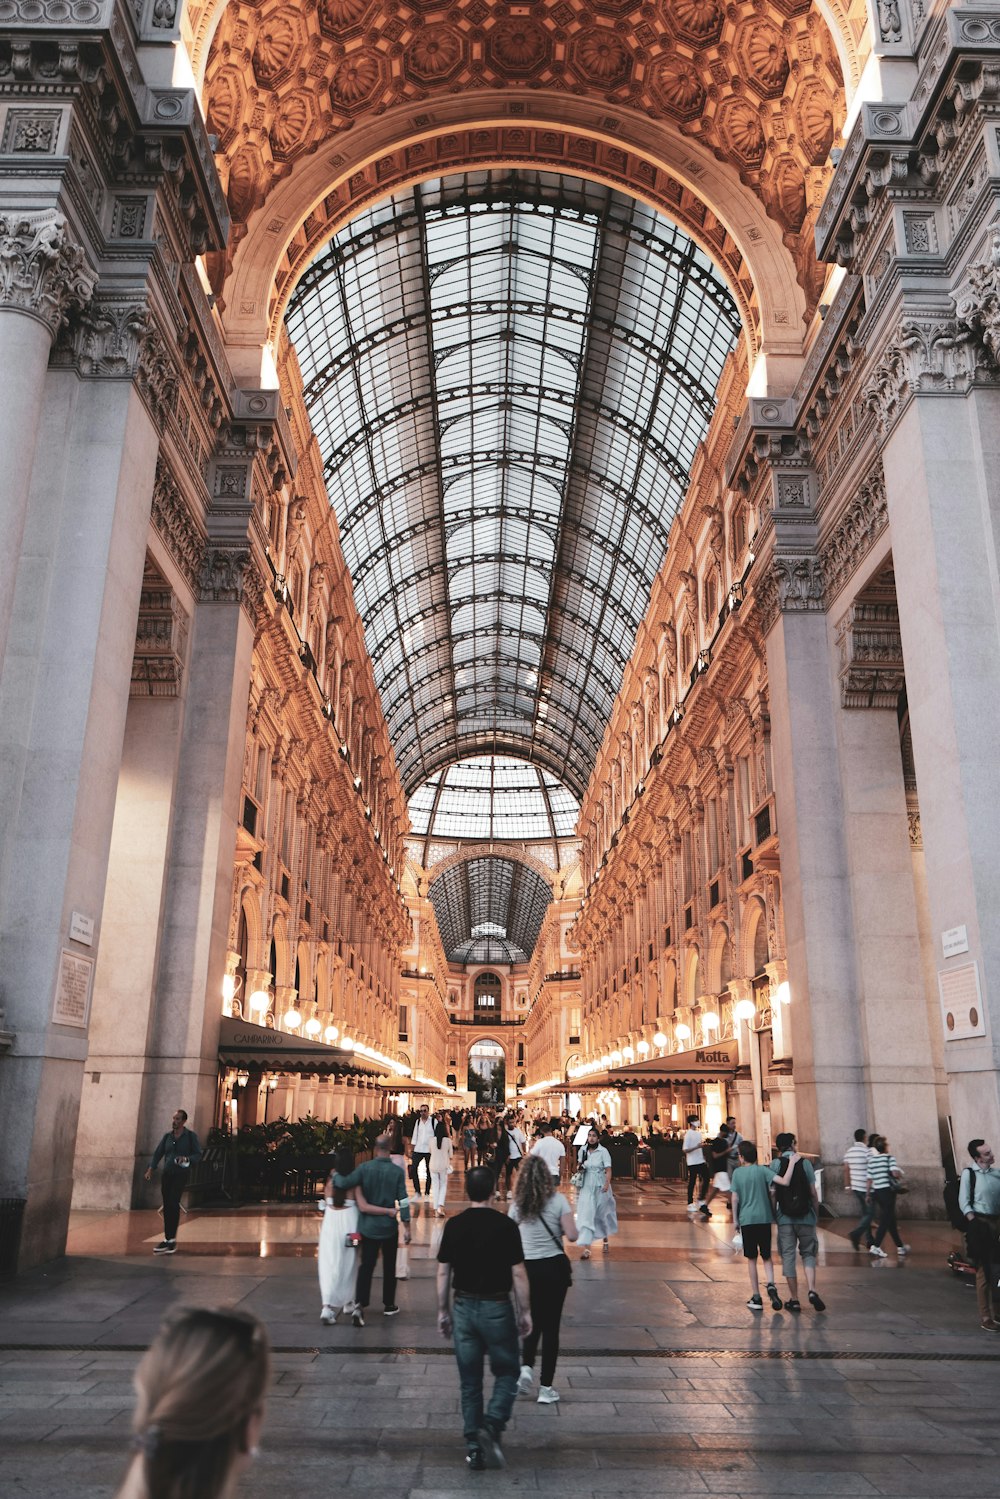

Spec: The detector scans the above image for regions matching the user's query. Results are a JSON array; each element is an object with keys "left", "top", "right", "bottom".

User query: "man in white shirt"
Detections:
[
  {"left": 407, "top": 1104, "right": 435, "bottom": 1199},
  {"left": 682, "top": 1114, "right": 710, "bottom": 1214},
  {"left": 842, "top": 1127, "right": 876, "bottom": 1250},
  {"left": 496, "top": 1113, "right": 527, "bottom": 1200},
  {"left": 529, "top": 1120, "right": 566, "bottom": 1181}
]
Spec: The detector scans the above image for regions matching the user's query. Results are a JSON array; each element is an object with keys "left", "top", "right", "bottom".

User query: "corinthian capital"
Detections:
[
  {"left": 864, "top": 315, "right": 987, "bottom": 439},
  {"left": 955, "top": 230, "right": 1000, "bottom": 365},
  {"left": 0, "top": 211, "right": 95, "bottom": 338}
]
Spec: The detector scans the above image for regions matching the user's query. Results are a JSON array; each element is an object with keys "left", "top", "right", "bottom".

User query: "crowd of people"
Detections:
[{"left": 130, "top": 1107, "right": 1000, "bottom": 1492}]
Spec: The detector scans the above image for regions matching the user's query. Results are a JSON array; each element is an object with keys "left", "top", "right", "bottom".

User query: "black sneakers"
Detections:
[
  {"left": 808, "top": 1290, "right": 826, "bottom": 1311},
  {"left": 383, "top": 1305, "right": 400, "bottom": 1316},
  {"left": 475, "top": 1425, "right": 505, "bottom": 1469},
  {"left": 153, "top": 1240, "right": 176, "bottom": 1254},
  {"left": 465, "top": 1448, "right": 486, "bottom": 1471},
  {"left": 766, "top": 1283, "right": 782, "bottom": 1311}
]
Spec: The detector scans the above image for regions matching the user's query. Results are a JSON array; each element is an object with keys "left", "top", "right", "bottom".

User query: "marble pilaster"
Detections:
[{"left": 0, "top": 372, "right": 158, "bottom": 1267}]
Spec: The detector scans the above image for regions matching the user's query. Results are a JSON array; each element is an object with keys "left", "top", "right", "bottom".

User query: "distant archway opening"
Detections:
[{"left": 469, "top": 1039, "right": 505, "bottom": 1107}]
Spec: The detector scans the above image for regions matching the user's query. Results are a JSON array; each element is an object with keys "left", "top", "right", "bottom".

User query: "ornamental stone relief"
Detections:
[{"left": 203, "top": 0, "right": 846, "bottom": 307}]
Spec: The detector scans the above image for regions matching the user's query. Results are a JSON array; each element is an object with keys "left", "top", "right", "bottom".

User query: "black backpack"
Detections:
[{"left": 774, "top": 1158, "right": 812, "bottom": 1219}]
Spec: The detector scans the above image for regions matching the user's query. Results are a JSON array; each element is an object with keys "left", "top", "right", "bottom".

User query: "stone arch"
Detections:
[
  {"left": 219, "top": 105, "right": 812, "bottom": 385},
  {"left": 661, "top": 958, "right": 678, "bottom": 1017},
  {"left": 682, "top": 946, "right": 700, "bottom": 1007},
  {"left": 742, "top": 896, "right": 769, "bottom": 976},
  {"left": 239, "top": 884, "right": 266, "bottom": 969},
  {"left": 425, "top": 842, "right": 556, "bottom": 893},
  {"left": 706, "top": 921, "right": 734, "bottom": 994},
  {"left": 271, "top": 913, "right": 292, "bottom": 986}
]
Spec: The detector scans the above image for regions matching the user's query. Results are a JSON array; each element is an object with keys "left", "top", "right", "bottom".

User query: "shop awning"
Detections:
[
  {"left": 218, "top": 1017, "right": 382, "bottom": 1079},
  {"left": 572, "top": 1040, "right": 739, "bottom": 1090}
]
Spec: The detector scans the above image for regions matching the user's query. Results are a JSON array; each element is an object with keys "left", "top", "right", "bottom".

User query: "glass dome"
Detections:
[{"left": 409, "top": 755, "right": 578, "bottom": 843}]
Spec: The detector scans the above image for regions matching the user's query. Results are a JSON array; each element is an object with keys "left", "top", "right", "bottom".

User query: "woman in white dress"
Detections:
[
  {"left": 574, "top": 1125, "right": 618, "bottom": 1259},
  {"left": 429, "top": 1113, "right": 454, "bottom": 1216},
  {"left": 318, "top": 1148, "right": 393, "bottom": 1323}
]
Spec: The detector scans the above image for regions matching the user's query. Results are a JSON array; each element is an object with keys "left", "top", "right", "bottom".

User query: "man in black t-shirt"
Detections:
[{"left": 437, "top": 1165, "right": 532, "bottom": 1471}]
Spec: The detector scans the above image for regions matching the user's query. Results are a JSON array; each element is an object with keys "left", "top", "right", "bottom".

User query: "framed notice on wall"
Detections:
[
  {"left": 52, "top": 949, "right": 95, "bottom": 1028},
  {"left": 938, "top": 962, "right": 987, "bottom": 1041}
]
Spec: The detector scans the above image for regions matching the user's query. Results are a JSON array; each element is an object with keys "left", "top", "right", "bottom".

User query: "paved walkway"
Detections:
[{"left": 1, "top": 1173, "right": 997, "bottom": 1497}]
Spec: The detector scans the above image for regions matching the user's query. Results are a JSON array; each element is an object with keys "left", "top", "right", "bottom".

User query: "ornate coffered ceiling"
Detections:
[{"left": 201, "top": 0, "right": 849, "bottom": 313}]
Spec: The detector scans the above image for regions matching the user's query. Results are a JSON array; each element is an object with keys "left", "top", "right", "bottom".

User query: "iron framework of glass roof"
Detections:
[
  {"left": 429, "top": 856, "right": 552, "bottom": 965},
  {"left": 286, "top": 170, "right": 742, "bottom": 806},
  {"left": 409, "top": 754, "right": 578, "bottom": 854}
]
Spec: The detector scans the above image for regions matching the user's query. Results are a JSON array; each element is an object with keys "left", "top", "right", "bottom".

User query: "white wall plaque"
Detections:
[
  {"left": 53, "top": 949, "right": 95, "bottom": 1028},
  {"left": 939, "top": 962, "right": 986, "bottom": 1041},
  {"left": 69, "top": 910, "right": 95, "bottom": 947},
  {"left": 941, "top": 924, "right": 969, "bottom": 960}
]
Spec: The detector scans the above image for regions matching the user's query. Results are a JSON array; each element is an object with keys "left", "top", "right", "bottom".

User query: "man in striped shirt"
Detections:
[{"left": 843, "top": 1128, "right": 876, "bottom": 1251}]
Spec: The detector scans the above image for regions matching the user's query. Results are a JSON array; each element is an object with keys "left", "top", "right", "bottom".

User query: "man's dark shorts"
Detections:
[{"left": 741, "top": 1223, "right": 773, "bottom": 1261}]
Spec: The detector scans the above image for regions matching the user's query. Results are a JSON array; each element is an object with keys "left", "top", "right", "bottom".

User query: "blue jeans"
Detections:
[
  {"left": 851, "top": 1189, "right": 876, "bottom": 1245},
  {"left": 451, "top": 1296, "right": 520, "bottom": 1445}
]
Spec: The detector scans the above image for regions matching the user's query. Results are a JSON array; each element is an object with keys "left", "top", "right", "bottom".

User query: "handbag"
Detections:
[
  {"left": 538, "top": 1206, "right": 573, "bottom": 1287},
  {"left": 570, "top": 1168, "right": 584, "bottom": 1190},
  {"left": 345, "top": 1231, "right": 361, "bottom": 1248}
]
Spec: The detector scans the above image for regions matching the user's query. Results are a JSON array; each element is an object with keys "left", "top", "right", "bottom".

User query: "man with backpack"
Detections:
[
  {"left": 770, "top": 1132, "right": 825, "bottom": 1312},
  {"left": 958, "top": 1138, "right": 1000, "bottom": 1331}
]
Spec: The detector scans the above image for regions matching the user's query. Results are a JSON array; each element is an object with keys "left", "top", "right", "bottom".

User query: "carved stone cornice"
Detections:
[
  {"left": 150, "top": 458, "right": 204, "bottom": 591},
  {"left": 131, "top": 572, "right": 189, "bottom": 698},
  {"left": 0, "top": 211, "right": 95, "bottom": 338},
  {"left": 863, "top": 313, "right": 993, "bottom": 440},
  {"left": 955, "top": 229, "right": 1000, "bottom": 364},
  {"left": 835, "top": 596, "right": 905, "bottom": 708},
  {"left": 820, "top": 459, "right": 888, "bottom": 603},
  {"left": 753, "top": 553, "right": 825, "bottom": 635}
]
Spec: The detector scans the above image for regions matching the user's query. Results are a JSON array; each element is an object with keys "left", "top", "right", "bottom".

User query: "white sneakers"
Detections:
[
  {"left": 897, "top": 1244, "right": 911, "bottom": 1256},
  {"left": 869, "top": 1244, "right": 888, "bottom": 1258},
  {"left": 320, "top": 1305, "right": 335, "bottom": 1324},
  {"left": 686, "top": 1203, "right": 698, "bottom": 1213},
  {"left": 516, "top": 1365, "right": 534, "bottom": 1395},
  {"left": 537, "top": 1386, "right": 560, "bottom": 1403}
]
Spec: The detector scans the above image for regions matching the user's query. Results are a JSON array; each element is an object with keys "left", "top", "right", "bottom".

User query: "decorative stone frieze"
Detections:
[
  {"left": 820, "top": 460, "right": 888, "bottom": 602},
  {"left": 150, "top": 458, "right": 204, "bottom": 591},
  {"left": 0, "top": 211, "right": 95, "bottom": 338},
  {"left": 955, "top": 228, "right": 1000, "bottom": 363},
  {"left": 835, "top": 597, "right": 905, "bottom": 708}
]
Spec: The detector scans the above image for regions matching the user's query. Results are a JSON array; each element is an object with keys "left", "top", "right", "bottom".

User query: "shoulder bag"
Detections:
[{"left": 538, "top": 1203, "right": 573, "bottom": 1287}]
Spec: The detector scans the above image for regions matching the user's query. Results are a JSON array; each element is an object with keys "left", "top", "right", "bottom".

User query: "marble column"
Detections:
[
  {"left": 832, "top": 598, "right": 942, "bottom": 1209},
  {"left": 0, "top": 211, "right": 95, "bottom": 676},
  {"left": 0, "top": 372, "right": 157, "bottom": 1267},
  {"left": 137, "top": 561, "right": 259, "bottom": 1171},
  {"left": 764, "top": 596, "right": 869, "bottom": 1160},
  {"left": 874, "top": 369, "right": 1000, "bottom": 1150}
]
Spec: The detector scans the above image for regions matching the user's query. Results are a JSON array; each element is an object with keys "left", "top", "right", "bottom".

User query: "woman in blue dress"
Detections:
[{"left": 574, "top": 1124, "right": 618, "bottom": 1258}]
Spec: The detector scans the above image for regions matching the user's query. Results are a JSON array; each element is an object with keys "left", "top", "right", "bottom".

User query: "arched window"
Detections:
[
  {"left": 474, "top": 972, "right": 502, "bottom": 1013},
  {"left": 752, "top": 910, "right": 770, "bottom": 975}
]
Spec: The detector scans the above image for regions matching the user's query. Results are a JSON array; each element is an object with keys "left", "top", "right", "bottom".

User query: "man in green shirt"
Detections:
[
  {"left": 334, "top": 1133, "right": 411, "bottom": 1326},
  {"left": 730, "top": 1140, "right": 782, "bottom": 1311}
]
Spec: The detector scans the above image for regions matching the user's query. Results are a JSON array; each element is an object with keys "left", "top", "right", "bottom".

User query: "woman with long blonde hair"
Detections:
[
  {"left": 116, "top": 1306, "right": 270, "bottom": 1499},
  {"left": 507, "top": 1153, "right": 577, "bottom": 1404}
]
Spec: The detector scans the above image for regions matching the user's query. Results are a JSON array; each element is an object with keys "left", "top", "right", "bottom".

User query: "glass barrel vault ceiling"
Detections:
[
  {"left": 409, "top": 755, "right": 578, "bottom": 846},
  {"left": 285, "top": 170, "right": 742, "bottom": 810},
  {"left": 429, "top": 856, "right": 553, "bottom": 965}
]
